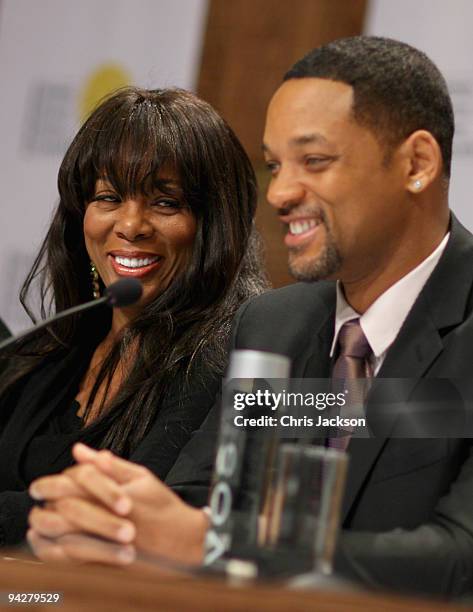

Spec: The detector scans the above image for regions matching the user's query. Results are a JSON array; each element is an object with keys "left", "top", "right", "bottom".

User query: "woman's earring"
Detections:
[{"left": 90, "top": 262, "right": 101, "bottom": 299}]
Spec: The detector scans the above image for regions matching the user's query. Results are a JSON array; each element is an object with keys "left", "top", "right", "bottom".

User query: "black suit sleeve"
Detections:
[
  {"left": 334, "top": 444, "right": 473, "bottom": 598},
  {"left": 164, "top": 395, "right": 221, "bottom": 507},
  {"left": 129, "top": 383, "right": 220, "bottom": 487},
  {"left": 129, "top": 363, "right": 223, "bottom": 507}
]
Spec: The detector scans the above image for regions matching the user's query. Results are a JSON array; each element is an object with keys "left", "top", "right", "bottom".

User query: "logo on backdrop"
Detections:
[{"left": 78, "top": 63, "right": 133, "bottom": 122}]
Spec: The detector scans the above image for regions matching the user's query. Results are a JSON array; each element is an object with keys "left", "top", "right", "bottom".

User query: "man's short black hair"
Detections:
[{"left": 284, "top": 36, "right": 454, "bottom": 177}]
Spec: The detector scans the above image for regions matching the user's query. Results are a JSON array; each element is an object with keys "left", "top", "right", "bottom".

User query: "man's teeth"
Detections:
[
  {"left": 114, "top": 255, "right": 160, "bottom": 268},
  {"left": 289, "top": 219, "right": 319, "bottom": 235}
]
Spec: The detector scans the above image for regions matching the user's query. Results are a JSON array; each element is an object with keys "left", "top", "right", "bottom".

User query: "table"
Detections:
[{"left": 0, "top": 555, "right": 469, "bottom": 611}]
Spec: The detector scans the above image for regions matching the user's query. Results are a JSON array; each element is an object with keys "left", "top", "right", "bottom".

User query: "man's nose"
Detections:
[
  {"left": 266, "top": 169, "right": 305, "bottom": 212},
  {"left": 114, "top": 201, "right": 153, "bottom": 241}
]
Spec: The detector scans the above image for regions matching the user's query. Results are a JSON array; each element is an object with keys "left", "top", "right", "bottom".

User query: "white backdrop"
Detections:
[
  {"left": 365, "top": 0, "right": 473, "bottom": 231},
  {"left": 0, "top": 0, "right": 208, "bottom": 332}
]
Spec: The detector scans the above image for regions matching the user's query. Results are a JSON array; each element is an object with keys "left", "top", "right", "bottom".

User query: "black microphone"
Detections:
[
  {"left": 103, "top": 278, "right": 142, "bottom": 307},
  {"left": 0, "top": 278, "right": 142, "bottom": 353}
]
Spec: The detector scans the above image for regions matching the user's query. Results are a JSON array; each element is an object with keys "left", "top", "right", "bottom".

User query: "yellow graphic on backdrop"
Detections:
[{"left": 79, "top": 63, "right": 133, "bottom": 122}]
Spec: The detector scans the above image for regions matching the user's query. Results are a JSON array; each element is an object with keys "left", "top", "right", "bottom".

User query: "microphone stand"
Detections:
[
  {"left": 0, "top": 296, "right": 108, "bottom": 353},
  {"left": 0, "top": 278, "right": 142, "bottom": 354}
]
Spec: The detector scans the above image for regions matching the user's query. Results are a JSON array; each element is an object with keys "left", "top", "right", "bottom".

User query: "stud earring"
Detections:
[
  {"left": 90, "top": 262, "right": 101, "bottom": 299},
  {"left": 413, "top": 179, "right": 423, "bottom": 191}
]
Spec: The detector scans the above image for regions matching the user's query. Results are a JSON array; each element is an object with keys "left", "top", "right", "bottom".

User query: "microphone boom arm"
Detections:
[{"left": 0, "top": 296, "right": 108, "bottom": 354}]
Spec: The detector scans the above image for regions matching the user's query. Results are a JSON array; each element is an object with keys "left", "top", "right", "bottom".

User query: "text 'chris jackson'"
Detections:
[{"left": 232, "top": 389, "right": 367, "bottom": 429}]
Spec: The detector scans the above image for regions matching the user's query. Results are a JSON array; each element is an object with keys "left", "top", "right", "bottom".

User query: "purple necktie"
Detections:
[{"left": 329, "top": 319, "right": 372, "bottom": 450}]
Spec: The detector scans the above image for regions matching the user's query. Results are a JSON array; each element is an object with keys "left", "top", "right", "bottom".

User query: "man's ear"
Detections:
[{"left": 399, "top": 130, "right": 443, "bottom": 194}]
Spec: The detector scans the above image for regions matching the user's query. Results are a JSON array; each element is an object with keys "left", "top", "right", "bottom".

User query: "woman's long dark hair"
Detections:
[{"left": 0, "top": 87, "right": 268, "bottom": 454}]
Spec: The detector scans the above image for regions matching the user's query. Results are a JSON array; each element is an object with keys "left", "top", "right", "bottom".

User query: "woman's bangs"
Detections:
[{"left": 79, "top": 101, "right": 177, "bottom": 200}]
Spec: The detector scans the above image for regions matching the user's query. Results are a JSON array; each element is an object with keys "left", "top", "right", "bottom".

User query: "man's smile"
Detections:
[{"left": 282, "top": 216, "right": 324, "bottom": 248}]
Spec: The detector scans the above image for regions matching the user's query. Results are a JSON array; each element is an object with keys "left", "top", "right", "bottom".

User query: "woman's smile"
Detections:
[{"left": 108, "top": 251, "right": 164, "bottom": 278}]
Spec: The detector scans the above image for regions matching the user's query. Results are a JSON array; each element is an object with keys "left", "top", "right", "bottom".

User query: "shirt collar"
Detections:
[{"left": 330, "top": 232, "right": 450, "bottom": 358}]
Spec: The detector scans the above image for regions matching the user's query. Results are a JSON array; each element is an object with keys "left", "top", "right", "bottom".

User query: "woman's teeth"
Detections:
[
  {"left": 114, "top": 255, "right": 160, "bottom": 268},
  {"left": 289, "top": 219, "right": 319, "bottom": 235}
]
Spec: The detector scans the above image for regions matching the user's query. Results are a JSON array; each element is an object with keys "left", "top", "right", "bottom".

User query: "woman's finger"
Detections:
[
  {"left": 65, "top": 463, "right": 132, "bottom": 515},
  {"left": 54, "top": 497, "right": 136, "bottom": 544},
  {"left": 29, "top": 474, "right": 82, "bottom": 502},
  {"left": 27, "top": 530, "right": 71, "bottom": 563},
  {"left": 73, "top": 444, "right": 148, "bottom": 485},
  {"left": 59, "top": 532, "right": 136, "bottom": 565},
  {"left": 27, "top": 530, "right": 136, "bottom": 566},
  {"left": 28, "top": 505, "right": 75, "bottom": 538}
]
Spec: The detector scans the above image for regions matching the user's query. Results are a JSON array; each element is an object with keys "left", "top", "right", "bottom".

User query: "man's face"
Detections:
[{"left": 263, "top": 78, "right": 410, "bottom": 284}]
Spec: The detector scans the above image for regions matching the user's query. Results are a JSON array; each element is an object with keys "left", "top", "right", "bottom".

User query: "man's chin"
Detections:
[
  {"left": 289, "top": 264, "right": 323, "bottom": 282},
  {"left": 288, "top": 248, "right": 341, "bottom": 283}
]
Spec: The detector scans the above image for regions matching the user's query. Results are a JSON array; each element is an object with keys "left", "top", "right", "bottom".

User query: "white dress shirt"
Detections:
[{"left": 330, "top": 233, "right": 450, "bottom": 375}]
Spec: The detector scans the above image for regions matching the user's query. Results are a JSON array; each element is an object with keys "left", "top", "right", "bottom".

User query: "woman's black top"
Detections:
[{"left": 0, "top": 342, "right": 220, "bottom": 546}]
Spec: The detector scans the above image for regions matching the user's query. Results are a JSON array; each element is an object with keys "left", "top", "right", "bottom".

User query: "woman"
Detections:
[{"left": 0, "top": 87, "right": 267, "bottom": 546}]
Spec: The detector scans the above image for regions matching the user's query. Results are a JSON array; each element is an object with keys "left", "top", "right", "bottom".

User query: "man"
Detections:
[{"left": 28, "top": 37, "right": 473, "bottom": 597}]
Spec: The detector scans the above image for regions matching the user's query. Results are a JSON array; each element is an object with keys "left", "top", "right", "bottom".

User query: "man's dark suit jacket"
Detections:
[{"left": 169, "top": 215, "right": 473, "bottom": 598}]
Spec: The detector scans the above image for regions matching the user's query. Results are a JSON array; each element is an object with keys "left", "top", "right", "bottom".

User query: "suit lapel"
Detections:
[
  {"left": 290, "top": 284, "right": 336, "bottom": 379},
  {"left": 341, "top": 214, "right": 473, "bottom": 522},
  {"left": 298, "top": 311, "right": 334, "bottom": 379},
  {"left": 340, "top": 306, "right": 444, "bottom": 522},
  {"left": 285, "top": 287, "right": 335, "bottom": 445}
]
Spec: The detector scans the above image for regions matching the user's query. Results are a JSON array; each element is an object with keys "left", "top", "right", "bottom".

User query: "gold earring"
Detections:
[{"left": 90, "top": 262, "right": 101, "bottom": 299}]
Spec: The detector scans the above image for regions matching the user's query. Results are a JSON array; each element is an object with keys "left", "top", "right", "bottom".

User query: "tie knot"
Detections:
[{"left": 338, "top": 319, "right": 372, "bottom": 358}]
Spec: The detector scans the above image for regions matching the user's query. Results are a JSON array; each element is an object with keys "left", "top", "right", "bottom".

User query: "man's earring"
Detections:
[
  {"left": 90, "top": 262, "right": 101, "bottom": 299},
  {"left": 413, "top": 179, "right": 423, "bottom": 191}
]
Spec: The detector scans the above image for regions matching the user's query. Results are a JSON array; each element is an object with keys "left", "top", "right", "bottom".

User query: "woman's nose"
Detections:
[{"left": 114, "top": 201, "right": 153, "bottom": 242}]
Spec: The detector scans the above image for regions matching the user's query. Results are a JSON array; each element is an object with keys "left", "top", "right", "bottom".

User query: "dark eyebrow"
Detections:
[
  {"left": 155, "top": 178, "right": 180, "bottom": 189},
  {"left": 290, "top": 133, "right": 329, "bottom": 146},
  {"left": 152, "top": 179, "right": 183, "bottom": 197},
  {"left": 262, "top": 132, "right": 329, "bottom": 154},
  {"left": 95, "top": 177, "right": 183, "bottom": 198}
]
